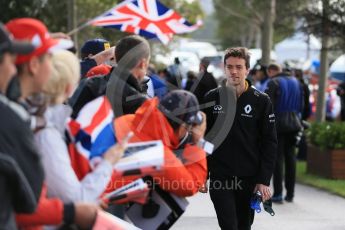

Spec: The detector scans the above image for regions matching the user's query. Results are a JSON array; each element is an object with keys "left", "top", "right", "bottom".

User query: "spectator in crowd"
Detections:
[
  {"left": 0, "top": 21, "right": 38, "bottom": 229},
  {"left": 71, "top": 35, "right": 149, "bottom": 118},
  {"left": 35, "top": 50, "right": 125, "bottom": 203},
  {"left": 146, "top": 64, "right": 167, "bottom": 99},
  {"left": 80, "top": 38, "right": 114, "bottom": 78},
  {"left": 192, "top": 57, "right": 218, "bottom": 104},
  {"left": 85, "top": 63, "right": 112, "bottom": 78},
  {"left": 104, "top": 35, "right": 150, "bottom": 115},
  {"left": 336, "top": 80, "right": 345, "bottom": 121},
  {"left": 157, "top": 68, "right": 170, "bottom": 81},
  {"left": 294, "top": 69, "right": 311, "bottom": 161},
  {"left": 185, "top": 71, "right": 198, "bottom": 92},
  {"left": 166, "top": 57, "right": 184, "bottom": 90},
  {"left": 203, "top": 47, "right": 277, "bottom": 230},
  {"left": 113, "top": 90, "right": 207, "bottom": 196},
  {"left": 253, "top": 64, "right": 269, "bottom": 92},
  {"left": 265, "top": 63, "right": 303, "bottom": 203},
  {"left": 6, "top": 17, "right": 102, "bottom": 230}
]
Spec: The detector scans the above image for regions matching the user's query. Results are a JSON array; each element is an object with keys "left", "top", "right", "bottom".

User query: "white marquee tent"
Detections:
[
  {"left": 330, "top": 54, "right": 345, "bottom": 81},
  {"left": 274, "top": 33, "right": 321, "bottom": 64}
]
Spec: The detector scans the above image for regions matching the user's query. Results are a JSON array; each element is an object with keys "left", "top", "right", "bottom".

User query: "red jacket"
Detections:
[
  {"left": 16, "top": 185, "right": 64, "bottom": 230},
  {"left": 109, "top": 98, "right": 207, "bottom": 197}
]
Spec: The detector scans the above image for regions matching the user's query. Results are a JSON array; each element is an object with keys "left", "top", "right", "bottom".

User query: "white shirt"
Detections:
[{"left": 35, "top": 104, "right": 113, "bottom": 203}]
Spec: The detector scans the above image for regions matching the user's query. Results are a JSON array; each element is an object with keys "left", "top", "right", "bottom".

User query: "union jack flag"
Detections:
[{"left": 90, "top": 0, "right": 202, "bottom": 44}]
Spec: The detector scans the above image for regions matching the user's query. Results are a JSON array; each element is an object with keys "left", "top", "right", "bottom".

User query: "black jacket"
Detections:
[
  {"left": 0, "top": 95, "right": 44, "bottom": 228},
  {"left": 70, "top": 67, "right": 147, "bottom": 118},
  {"left": 203, "top": 83, "right": 277, "bottom": 185},
  {"left": 193, "top": 71, "right": 218, "bottom": 104},
  {"left": 80, "top": 58, "right": 97, "bottom": 78},
  {"left": 106, "top": 67, "right": 147, "bottom": 117}
]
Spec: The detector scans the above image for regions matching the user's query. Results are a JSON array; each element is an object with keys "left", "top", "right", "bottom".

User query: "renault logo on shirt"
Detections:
[
  {"left": 244, "top": 105, "right": 252, "bottom": 114},
  {"left": 241, "top": 104, "right": 253, "bottom": 118}
]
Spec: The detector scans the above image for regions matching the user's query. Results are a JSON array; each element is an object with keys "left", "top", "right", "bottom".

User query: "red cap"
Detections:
[
  {"left": 86, "top": 64, "right": 112, "bottom": 78},
  {"left": 5, "top": 18, "right": 73, "bottom": 64}
]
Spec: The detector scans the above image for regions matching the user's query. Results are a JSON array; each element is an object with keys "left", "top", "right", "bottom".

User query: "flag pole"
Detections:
[
  {"left": 67, "top": 20, "right": 92, "bottom": 36},
  {"left": 67, "top": 2, "right": 119, "bottom": 36}
]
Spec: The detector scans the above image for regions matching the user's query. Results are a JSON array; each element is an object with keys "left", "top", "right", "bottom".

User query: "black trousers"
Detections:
[
  {"left": 209, "top": 173, "right": 256, "bottom": 230},
  {"left": 273, "top": 133, "right": 296, "bottom": 198}
]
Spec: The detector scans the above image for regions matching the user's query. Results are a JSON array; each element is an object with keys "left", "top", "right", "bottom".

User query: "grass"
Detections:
[{"left": 296, "top": 161, "right": 345, "bottom": 198}]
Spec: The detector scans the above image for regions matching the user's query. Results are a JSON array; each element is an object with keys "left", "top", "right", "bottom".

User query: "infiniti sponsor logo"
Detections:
[{"left": 213, "top": 105, "right": 225, "bottom": 114}]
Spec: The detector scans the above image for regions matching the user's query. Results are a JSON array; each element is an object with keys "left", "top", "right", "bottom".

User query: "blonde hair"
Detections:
[{"left": 44, "top": 50, "right": 80, "bottom": 105}]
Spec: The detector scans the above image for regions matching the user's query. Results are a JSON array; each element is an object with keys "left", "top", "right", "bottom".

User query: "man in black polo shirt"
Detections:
[{"left": 203, "top": 47, "right": 277, "bottom": 230}]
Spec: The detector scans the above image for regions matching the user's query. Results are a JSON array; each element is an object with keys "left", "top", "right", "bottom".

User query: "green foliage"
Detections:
[
  {"left": 0, "top": 0, "right": 203, "bottom": 50},
  {"left": 74, "top": 0, "right": 124, "bottom": 49},
  {"left": 0, "top": 0, "right": 43, "bottom": 22},
  {"left": 213, "top": 0, "right": 258, "bottom": 48},
  {"left": 299, "top": 0, "right": 345, "bottom": 52},
  {"left": 160, "top": 0, "right": 203, "bottom": 24},
  {"left": 307, "top": 122, "right": 345, "bottom": 150},
  {"left": 297, "top": 162, "right": 345, "bottom": 198},
  {"left": 212, "top": 0, "right": 302, "bottom": 49}
]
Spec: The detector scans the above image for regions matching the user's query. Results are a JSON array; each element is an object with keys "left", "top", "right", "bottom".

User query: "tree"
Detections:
[
  {"left": 0, "top": 0, "right": 43, "bottom": 22},
  {"left": 299, "top": 0, "right": 345, "bottom": 121},
  {"left": 161, "top": 0, "right": 203, "bottom": 25},
  {"left": 261, "top": 0, "right": 275, "bottom": 65},
  {"left": 212, "top": 0, "right": 302, "bottom": 63},
  {"left": 0, "top": 0, "right": 203, "bottom": 53},
  {"left": 299, "top": 0, "right": 345, "bottom": 52},
  {"left": 0, "top": 0, "right": 123, "bottom": 51}
]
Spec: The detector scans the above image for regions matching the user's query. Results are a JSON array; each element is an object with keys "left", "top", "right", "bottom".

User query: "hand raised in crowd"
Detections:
[
  {"left": 254, "top": 184, "right": 272, "bottom": 202},
  {"left": 191, "top": 111, "right": 207, "bottom": 144},
  {"left": 103, "top": 132, "right": 132, "bottom": 165},
  {"left": 92, "top": 46, "right": 116, "bottom": 65}
]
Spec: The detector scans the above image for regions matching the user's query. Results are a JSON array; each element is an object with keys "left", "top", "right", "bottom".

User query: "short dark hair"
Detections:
[
  {"left": 115, "top": 35, "right": 150, "bottom": 70},
  {"left": 200, "top": 57, "right": 210, "bottom": 68},
  {"left": 223, "top": 47, "right": 250, "bottom": 69}
]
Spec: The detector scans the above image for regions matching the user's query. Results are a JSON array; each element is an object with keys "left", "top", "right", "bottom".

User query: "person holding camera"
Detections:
[
  {"left": 265, "top": 63, "right": 304, "bottom": 203},
  {"left": 113, "top": 90, "right": 208, "bottom": 197},
  {"left": 203, "top": 47, "right": 277, "bottom": 230}
]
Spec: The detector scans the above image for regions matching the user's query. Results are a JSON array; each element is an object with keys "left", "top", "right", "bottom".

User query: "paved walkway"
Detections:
[{"left": 172, "top": 183, "right": 345, "bottom": 230}]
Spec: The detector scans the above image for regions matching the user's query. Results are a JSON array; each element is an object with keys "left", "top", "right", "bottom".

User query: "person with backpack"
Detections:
[
  {"left": 265, "top": 63, "right": 304, "bottom": 203},
  {"left": 70, "top": 35, "right": 150, "bottom": 118}
]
